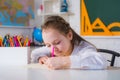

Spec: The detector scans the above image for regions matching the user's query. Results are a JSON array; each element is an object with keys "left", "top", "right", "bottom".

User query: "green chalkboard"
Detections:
[{"left": 84, "top": 0, "right": 120, "bottom": 31}]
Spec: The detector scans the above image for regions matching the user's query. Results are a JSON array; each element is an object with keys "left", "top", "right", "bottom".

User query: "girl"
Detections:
[{"left": 31, "top": 16, "right": 107, "bottom": 70}]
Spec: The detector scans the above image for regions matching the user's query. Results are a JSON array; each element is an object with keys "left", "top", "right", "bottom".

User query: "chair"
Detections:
[{"left": 97, "top": 49, "right": 120, "bottom": 66}]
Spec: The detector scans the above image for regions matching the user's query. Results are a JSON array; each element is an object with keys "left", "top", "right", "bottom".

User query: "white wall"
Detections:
[
  {"left": 69, "top": 0, "right": 120, "bottom": 66},
  {"left": 69, "top": 0, "right": 80, "bottom": 34}
]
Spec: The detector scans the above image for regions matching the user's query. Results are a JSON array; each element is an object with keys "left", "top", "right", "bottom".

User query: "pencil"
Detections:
[{"left": 51, "top": 46, "right": 54, "bottom": 57}]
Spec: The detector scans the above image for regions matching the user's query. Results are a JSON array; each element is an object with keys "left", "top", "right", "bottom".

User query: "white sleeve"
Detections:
[
  {"left": 70, "top": 47, "right": 107, "bottom": 70},
  {"left": 31, "top": 46, "right": 50, "bottom": 63}
]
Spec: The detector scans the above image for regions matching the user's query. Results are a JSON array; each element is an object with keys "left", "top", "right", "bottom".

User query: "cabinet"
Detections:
[
  {"left": 35, "top": 0, "right": 74, "bottom": 26},
  {"left": 0, "top": 47, "right": 29, "bottom": 66}
]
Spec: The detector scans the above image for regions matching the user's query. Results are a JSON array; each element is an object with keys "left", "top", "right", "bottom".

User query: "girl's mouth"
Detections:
[{"left": 54, "top": 51, "right": 63, "bottom": 56}]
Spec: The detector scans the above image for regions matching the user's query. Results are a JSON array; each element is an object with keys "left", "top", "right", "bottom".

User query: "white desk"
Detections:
[{"left": 0, "top": 64, "right": 120, "bottom": 80}]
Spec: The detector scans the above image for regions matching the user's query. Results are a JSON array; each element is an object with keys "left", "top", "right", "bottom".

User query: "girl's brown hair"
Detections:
[{"left": 41, "top": 16, "right": 86, "bottom": 45}]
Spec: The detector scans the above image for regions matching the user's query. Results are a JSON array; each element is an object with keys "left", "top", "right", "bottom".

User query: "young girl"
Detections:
[{"left": 31, "top": 16, "right": 107, "bottom": 70}]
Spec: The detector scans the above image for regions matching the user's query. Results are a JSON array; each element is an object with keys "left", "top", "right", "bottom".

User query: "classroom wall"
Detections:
[{"left": 69, "top": 0, "right": 120, "bottom": 67}]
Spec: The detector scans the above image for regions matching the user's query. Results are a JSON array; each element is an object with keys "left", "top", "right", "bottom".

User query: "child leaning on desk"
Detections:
[{"left": 31, "top": 16, "right": 107, "bottom": 70}]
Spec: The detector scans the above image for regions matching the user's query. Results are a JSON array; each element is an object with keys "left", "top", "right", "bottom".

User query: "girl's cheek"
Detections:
[
  {"left": 57, "top": 45, "right": 65, "bottom": 51},
  {"left": 59, "top": 43, "right": 66, "bottom": 49}
]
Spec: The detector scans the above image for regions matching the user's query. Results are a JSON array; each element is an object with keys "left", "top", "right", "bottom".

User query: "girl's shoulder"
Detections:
[
  {"left": 72, "top": 41, "right": 96, "bottom": 54},
  {"left": 78, "top": 41, "right": 95, "bottom": 48}
]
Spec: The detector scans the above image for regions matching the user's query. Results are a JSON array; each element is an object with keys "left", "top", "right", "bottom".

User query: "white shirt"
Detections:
[
  {"left": 70, "top": 41, "right": 107, "bottom": 69},
  {"left": 31, "top": 41, "right": 107, "bottom": 69}
]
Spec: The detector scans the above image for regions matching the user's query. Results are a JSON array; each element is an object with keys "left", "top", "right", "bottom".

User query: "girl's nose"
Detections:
[
  {"left": 51, "top": 45, "right": 57, "bottom": 51},
  {"left": 51, "top": 45, "right": 56, "bottom": 49}
]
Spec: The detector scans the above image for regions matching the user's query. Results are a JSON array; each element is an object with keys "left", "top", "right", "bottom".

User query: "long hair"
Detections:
[{"left": 41, "top": 16, "right": 86, "bottom": 45}]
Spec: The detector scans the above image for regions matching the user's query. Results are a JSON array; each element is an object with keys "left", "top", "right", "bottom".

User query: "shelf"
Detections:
[
  {"left": 36, "top": 0, "right": 73, "bottom": 25},
  {"left": 44, "top": 0, "right": 55, "bottom": 2},
  {"left": 38, "top": 12, "right": 74, "bottom": 16},
  {"left": 0, "top": 25, "right": 34, "bottom": 29}
]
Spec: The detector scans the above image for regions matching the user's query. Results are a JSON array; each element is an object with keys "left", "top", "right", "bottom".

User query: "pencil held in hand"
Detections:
[{"left": 51, "top": 46, "right": 54, "bottom": 57}]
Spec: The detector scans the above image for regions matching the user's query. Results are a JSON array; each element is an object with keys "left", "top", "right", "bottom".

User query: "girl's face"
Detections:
[{"left": 42, "top": 28, "right": 73, "bottom": 57}]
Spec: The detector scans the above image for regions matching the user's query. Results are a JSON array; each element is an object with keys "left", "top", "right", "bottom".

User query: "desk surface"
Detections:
[{"left": 0, "top": 64, "right": 120, "bottom": 80}]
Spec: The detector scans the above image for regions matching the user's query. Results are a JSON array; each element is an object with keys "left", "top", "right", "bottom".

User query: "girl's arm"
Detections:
[
  {"left": 44, "top": 56, "right": 71, "bottom": 69},
  {"left": 31, "top": 46, "right": 50, "bottom": 63}
]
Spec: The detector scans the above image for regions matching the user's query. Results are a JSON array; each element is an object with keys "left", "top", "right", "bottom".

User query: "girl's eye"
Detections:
[
  {"left": 46, "top": 44, "right": 51, "bottom": 47},
  {"left": 55, "top": 41, "right": 61, "bottom": 45}
]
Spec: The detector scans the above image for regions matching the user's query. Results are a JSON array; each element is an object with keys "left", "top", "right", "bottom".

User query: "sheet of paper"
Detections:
[
  {"left": 25, "top": 64, "right": 120, "bottom": 70},
  {"left": 26, "top": 63, "right": 49, "bottom": 69},
  {"left": 107, "top": 66, "right": 120, "bottom": 70}
]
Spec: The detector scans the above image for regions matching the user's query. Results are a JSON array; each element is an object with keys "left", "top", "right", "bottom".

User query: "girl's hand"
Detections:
[
  {"left": 44, "top": 57, "right": 70, "bottom": 69},
  {"left": 38, "top": 56, "right": 48, "bottom": 64}
]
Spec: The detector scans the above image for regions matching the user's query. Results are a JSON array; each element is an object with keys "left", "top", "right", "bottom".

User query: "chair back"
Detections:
[{"left": 97, "top": 49, "right": 120, "bottom": 66}]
